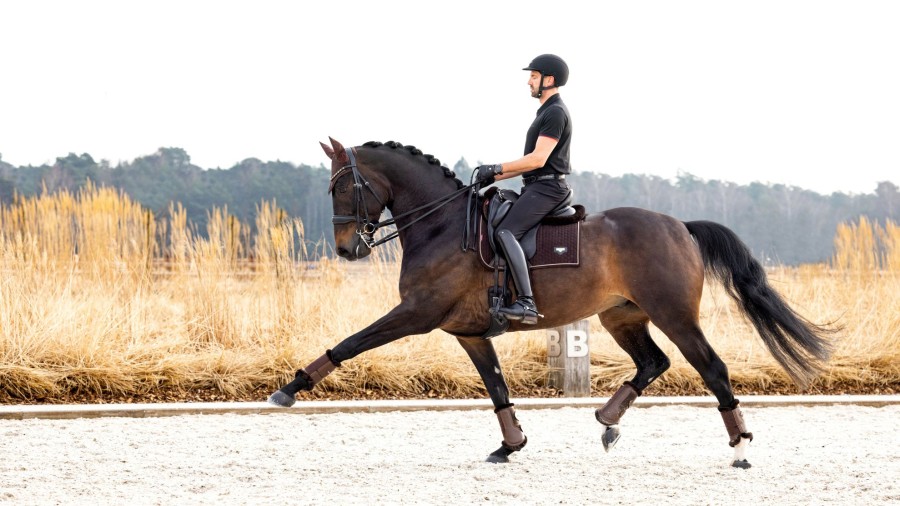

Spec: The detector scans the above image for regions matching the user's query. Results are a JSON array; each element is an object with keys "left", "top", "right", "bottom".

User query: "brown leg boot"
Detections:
[
  {"left": 719, "top": 399, "right": 754, "bottom": 468},
  {"left": 486, "top": 405, "right": 528, "bottom": 463}
]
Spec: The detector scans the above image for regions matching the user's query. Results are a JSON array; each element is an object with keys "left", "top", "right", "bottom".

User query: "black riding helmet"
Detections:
[{"left": 523, "top": 54, "right": 569, "bottom": 97}]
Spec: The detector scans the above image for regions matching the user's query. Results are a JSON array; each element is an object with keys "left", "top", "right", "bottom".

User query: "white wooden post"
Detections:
[{"left": 547, "top": 319, "right": 591, "bottom": 397}]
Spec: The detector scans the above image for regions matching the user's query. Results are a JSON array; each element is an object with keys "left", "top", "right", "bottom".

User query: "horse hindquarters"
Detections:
[{"left": 591, "top": 209, "right": 753, "bottom": 464}]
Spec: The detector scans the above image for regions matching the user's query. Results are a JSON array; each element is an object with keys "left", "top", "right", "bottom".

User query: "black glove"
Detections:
[{"left": 475, "top": 164, "right": 503, "bottom": 185}]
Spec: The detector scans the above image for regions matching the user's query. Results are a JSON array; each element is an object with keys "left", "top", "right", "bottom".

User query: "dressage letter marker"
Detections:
[
  {"left": 567, "top": 330, "right": 589, "bottom": 358},
  {"left": 547, "top": 320, "right": 591, "bottom": 397},
  {"left": 547, "top": 331, "right": 562, "bottom": 358}
]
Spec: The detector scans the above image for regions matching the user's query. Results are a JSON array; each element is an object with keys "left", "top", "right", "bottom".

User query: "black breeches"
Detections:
[{"left": 496, "top": 179, "right": 571, "bottom": 239}]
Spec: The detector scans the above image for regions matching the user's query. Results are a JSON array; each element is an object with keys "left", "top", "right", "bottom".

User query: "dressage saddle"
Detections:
[{"left": 484, "top": 187, "right": 577, "bottom": 259}]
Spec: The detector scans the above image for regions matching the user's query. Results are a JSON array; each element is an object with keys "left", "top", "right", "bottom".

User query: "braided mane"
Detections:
[{"left": 363, "top": 141, "right": 464, "bottom": 189}]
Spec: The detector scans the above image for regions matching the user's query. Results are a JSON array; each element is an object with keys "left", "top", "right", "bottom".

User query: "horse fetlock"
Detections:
[
  {"left": 719, "top": 399, "right": 754, "bottom": 447},
  {"left": 730, "top": 437, "right": 752, "bottom": 468},
  {"left": 301, "top": 351, "right": 341, "bottom": 390},
  {"left": 595, "top": 382, "right": 640, "bottom": 426},
  {"left": 495, "top": 405, "right": 527, "bottom": 451}
]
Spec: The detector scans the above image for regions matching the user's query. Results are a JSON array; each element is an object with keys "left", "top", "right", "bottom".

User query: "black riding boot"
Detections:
[{"left": 496, "top": 230, "right": 540, "bottom": 325}]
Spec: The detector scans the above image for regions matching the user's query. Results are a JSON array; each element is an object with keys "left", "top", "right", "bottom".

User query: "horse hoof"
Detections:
[
  {"left": 731, "top": 459, "right": 752, "bottom": 469},
  {"left": 486, "top": 446, "right": 514, "bottom": 464},
  {"left": 267, "top": 390, "right": 296, "bottom": 407},
  {"left": 601, "top": 425, "right": 621, "bottom": 452}
]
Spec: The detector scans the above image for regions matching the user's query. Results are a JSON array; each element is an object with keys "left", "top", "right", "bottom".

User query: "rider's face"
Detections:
[
  {"left": 528, "top": 71, "right": 553, "bottom": 98},
  {"left": 528, "top": 71, "right": 541, "bottom": 97}
]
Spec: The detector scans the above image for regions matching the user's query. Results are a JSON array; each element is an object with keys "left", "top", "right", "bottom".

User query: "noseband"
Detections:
[{"left": 329, "top": 147, "right": 479, "bottom": 250}]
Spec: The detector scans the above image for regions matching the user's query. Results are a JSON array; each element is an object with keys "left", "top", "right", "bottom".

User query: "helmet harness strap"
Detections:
[{"left": 537, "top": 73, "right": 556, "bottom": 98}]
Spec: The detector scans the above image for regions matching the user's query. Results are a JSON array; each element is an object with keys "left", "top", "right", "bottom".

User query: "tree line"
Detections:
[{"left": 1, "top": 149, "right": 897, "bottom": 265}]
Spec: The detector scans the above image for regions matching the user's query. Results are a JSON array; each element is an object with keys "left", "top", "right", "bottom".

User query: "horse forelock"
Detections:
[{"left": 361, "top": 141, "right": 464, "bottom": 189}]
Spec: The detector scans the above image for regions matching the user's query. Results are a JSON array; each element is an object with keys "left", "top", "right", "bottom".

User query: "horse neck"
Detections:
[{"left": 376, "top": 160, "right": 465, "bottom": 250}]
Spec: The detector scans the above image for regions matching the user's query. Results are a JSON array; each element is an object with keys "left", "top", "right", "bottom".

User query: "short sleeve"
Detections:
[{"left": 538, "top": 106, "right": 566, "bottom": 141}]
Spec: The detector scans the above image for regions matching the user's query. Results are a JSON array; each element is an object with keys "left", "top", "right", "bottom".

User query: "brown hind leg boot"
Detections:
[
  {"left": 495, "top": 405, "right": 527, "bottom": 451},
  {"left": 719, "top": 399, "right": 754, "bottom": 447},
  {"left": 595, "top": 382, "right": 640, "bottom": 425},
  {"left": 296, "top": 352, "right": 340, "bottom": 391}
]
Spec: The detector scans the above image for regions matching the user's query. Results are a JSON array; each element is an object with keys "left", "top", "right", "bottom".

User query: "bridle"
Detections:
[
  {"left": 329, "top": 147, "right": 478, "bottom": 249},
  {"left": 329, "top": 148, "right": 385, "bottom": 248}
]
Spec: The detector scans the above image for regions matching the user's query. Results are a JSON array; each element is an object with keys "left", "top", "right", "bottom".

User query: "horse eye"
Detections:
[{"left": 335, "top": 182, "right": 349, "bottom": 194}]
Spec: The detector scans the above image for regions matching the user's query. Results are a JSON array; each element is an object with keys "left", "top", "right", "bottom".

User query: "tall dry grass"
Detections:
[{"left": 0, "top": 187, "right": 897, "bottom": 402}]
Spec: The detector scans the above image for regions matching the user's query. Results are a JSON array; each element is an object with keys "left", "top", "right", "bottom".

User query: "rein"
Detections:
[{"left": 330, "top": 147, "right": 479, "bottom": 249}]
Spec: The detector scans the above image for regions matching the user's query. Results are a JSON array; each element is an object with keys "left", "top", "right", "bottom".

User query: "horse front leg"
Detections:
[
  {"left": 267, "top": 303, "right": 441, "bottom": 407},
  {"left": 456, "top": 336, "right": 527, "bottom": 464}
]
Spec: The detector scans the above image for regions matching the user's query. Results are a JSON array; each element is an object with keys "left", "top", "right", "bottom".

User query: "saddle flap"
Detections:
[
  {"left": 491, "top": 200, "right": 514, "bottom": 228},
  {"left": 485, "top": 189, "right": 520, "bottom": 252}
]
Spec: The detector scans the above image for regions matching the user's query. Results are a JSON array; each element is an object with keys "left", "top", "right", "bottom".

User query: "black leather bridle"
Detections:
[
  {"left": 329, "top": 148, "right": 385, "bottom": 248},
  {"left": 329, "top": 147, "right": 478, "bottom": 249}
]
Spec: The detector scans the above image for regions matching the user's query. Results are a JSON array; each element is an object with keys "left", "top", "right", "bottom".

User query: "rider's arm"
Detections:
[{"left": 495, "top": 135, "right": 559, "bottom": 181}]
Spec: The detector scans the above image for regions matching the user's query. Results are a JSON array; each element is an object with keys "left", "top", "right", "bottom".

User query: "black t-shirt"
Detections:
[{"left": 523, "top": 94, "right": 572, "bottom": 177}]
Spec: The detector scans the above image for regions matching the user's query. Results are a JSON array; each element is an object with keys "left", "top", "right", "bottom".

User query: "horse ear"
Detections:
[
  {"left": 320, "top": 141, "right": 335, "bottom": 160},
  {"left": 329, "top": 137, "right": 349, "bottom": 163}
]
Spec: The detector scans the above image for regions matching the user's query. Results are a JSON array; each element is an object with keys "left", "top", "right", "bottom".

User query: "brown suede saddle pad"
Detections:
[{"left": 478, "top": 191, "right": 586, "bottom": 269}]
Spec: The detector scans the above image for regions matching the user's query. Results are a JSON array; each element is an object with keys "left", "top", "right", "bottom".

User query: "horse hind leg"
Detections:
[
  {"left": 653, "top": 316, "right": 754, "bottom": 468},
  {"left": 596, "top": 305, "right": 671, "bottom": 451},
  {"left": 720, "top": 399, "right": 753, "bottom": 468}
]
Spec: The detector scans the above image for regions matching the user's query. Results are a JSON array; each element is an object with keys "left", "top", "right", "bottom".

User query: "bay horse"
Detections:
[{"left": 268, "top": 138, "right": 833, "bottom": 468}]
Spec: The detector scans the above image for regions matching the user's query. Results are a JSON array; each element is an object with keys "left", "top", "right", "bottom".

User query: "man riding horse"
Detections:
[{"left": 475, "top": 54, "right": 573, "bottom": 326}]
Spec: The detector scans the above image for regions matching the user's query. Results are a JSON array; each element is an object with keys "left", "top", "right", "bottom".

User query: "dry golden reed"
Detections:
[{"left": 0, "top": 187, "right": 897, "bottom": 402}]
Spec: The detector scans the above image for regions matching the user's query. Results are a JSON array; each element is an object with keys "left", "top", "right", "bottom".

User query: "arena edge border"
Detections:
[{"left": 0, "top": 395, "right": 896, "bottom": 420}]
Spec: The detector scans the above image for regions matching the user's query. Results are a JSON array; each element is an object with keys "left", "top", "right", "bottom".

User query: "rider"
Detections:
[{"left": 475, "top": 54, "right": 573, "bottom": 325}]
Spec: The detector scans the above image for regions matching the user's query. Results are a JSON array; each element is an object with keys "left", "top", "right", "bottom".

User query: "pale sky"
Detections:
[{"left": 1, "top": 1, "right": 898, "bottom": 195}]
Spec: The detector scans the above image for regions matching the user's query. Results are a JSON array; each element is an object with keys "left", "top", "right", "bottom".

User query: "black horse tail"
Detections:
[{"left": 684, "top": 220, "right": 835, "bottom": 388}]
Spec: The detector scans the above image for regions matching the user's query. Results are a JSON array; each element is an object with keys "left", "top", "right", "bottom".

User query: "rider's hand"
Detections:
[{"left": 475, "top": 164, "right": 503, "bottom": 185}]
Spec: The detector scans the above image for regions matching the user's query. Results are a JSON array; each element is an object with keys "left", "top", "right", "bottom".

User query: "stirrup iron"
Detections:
[{"left": 498, "top": 297, "right": 543, "bottom": 325}]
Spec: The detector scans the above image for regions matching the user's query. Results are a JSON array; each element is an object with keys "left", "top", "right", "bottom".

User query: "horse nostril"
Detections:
[{"left": 337, "top": 247, "right": 350, "bottom": 258}]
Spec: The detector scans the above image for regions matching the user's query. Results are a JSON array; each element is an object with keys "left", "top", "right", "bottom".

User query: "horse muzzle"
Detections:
[{"left": 336, "top": 233, "right": 373, "bottom": 261}]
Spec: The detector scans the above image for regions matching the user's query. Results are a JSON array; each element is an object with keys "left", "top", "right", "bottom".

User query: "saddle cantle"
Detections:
[{"left": 478, "top": 187, "right": 586, "bottom": 269}]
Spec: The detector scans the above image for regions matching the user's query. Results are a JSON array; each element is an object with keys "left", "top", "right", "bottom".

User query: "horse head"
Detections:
[{"left": 321, "top": 137, "right": 388, "bottom": 260}]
